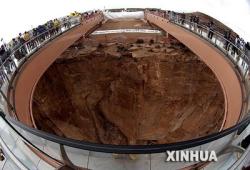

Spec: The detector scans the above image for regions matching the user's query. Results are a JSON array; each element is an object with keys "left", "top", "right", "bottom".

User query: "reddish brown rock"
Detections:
[{"left": 33, "top": 38, "right": 224, "bottom": 145}]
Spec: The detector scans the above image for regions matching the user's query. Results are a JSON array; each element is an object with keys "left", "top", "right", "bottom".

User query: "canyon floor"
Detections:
[{"left": 32, "top": 19, "right": 225, "bottom": 145}]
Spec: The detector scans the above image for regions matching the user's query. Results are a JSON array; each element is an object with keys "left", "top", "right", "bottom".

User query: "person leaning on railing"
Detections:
[
  {"left": 23, "top": 31, "right": 31, "bottom": 51},
  {"left": 29, "top": 28, "right": 40, "bottom": 50},
  {"left": 53, "top": 19, "right": 61, "bottom": 34},
  {"left": 1, "top": 15, "right": 74, "bottom": 68},
  {"left": 44, "top": 22, "right": 51, "bottom": 39},
  {"left": 37, "top": 24, "right": 48, "bottom": 42},
  {"left": 63, "top": 16, "right": 71, "bottom": 29},
  {"left": 46, "top": 20, "right": 55, "bottom": 36},
  {"left": 11, "top": 36, "right": 25, "bottom": 60}
]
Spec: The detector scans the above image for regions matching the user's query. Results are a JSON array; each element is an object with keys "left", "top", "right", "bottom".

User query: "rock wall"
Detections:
[{"left": 33, "top": 41, "right": 224, "bottom": 145}]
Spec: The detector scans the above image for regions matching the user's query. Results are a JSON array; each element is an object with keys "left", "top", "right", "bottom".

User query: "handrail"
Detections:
[
  {"left": 1, "top": 113, "right": 249, "bottom": 154},
  {"left": 148, "top": 11, "right": 250, "bottom": 67},
  {"left": 178, "top": 19, "right": 249, "bottom": 65},
  {"left": 148, "top": 10, "right": 239, "bottom": 40},
  {"left": 0, "top": 135, "right": 29, "bottom": 170}
]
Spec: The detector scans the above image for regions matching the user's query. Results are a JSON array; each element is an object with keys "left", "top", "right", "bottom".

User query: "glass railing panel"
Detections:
[
  {"left": 2, "top": 158, "right": 21, "bottom": 170},
  {"left": 0, "top": 117, "right": 39, "bottom": 169},
  {"left": 11, "top": 138, "right": 40, "bottom": 169},
  {"left": 10, "top": 123, "right": 47, "bottom": 151},
  {"left": 63, "top": 145, "right": 90, "bottom": 168},
  {"left": 87, "top": 152, "right": 151, "bottom": 170},
  {"left": 0, "top": 64, "right": 12, "bottom": 94},
  {"left": 204, "top": 152, "right": 237, "bottom": 170},
  {"left": 233, "top": 123, "right": 250, "bottom": 146},
  {"left": 4, "top": 113, "right": 250, "bottom": 168},
  {"left": 200, "top": 132, "right": 235, "bottom": 152},
  {"left": 8, "top": 121, "right": 63, "bottom": 162},
  {"left": 37, "top": 159, "right": 54, "bottom": 170},
  {"left": 232, "top": 146, "right": 250, "bottom": 169},
  {"left": 0, "top": 118, "right": 19, "bottom": 151},
  {"left": 21, "top": 131, "right": 47, "bottom": 151},
  {"left": 119, "top": 154, "right": 150, "bottom": 170},
  {"left": 42, "top": 141, "right": 62, "bottom": 161},
  {"left": 150, "top": 133, "right": 235, "bottom": 169},
  {"left": 0, "top": 115, "right": 7, "bottom": 133},
  {"left": 10, "top": 122, "right": 62, "bottom": 161},
  {"left": 151, "top": 152, "right": 195, "bottom": 170}
]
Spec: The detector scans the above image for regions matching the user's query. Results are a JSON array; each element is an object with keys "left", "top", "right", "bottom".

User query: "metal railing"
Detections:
[
  {"left": 0, "top": 109, "right": 249, "bottom": 169},
  {"left": 0, "top": 16, "right": 82, "bottom": 111}
]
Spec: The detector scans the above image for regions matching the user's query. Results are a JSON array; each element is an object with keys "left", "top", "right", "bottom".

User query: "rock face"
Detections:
[{"left": 33, "top": 40, "right": 224, "bottom": 145}]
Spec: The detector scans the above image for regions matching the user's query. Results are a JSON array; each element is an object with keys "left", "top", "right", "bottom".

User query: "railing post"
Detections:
[
  {"left": 12, "top": 60, "right": 17, "bottom": 71},
  {"left": 214, "top": 36, "right": 217, "bottom": 47},
  {"left": 0, "top": 89, "right": 14, "bottom": 111},
  {"left": 243, "top": 68, "right": 248, "bottom": 82},
  {"left": 3, "top": 71, "right": 10, "bottom": 85}
]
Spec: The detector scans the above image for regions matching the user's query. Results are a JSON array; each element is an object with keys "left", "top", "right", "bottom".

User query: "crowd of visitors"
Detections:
[
  {"left": 0, "top": 10, "right": 100, "bottom": 86},
  {"left": 1, "top": 9, "right": 250, "bottom": 86},
  {"left": 1, "top": 16, "right": 73, "bottom": 64},
  {"left": 147, "top": 9, "right": 250, "bottom": 60}
]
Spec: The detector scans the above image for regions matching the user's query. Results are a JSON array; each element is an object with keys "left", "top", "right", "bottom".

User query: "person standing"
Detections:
[
  {"left": 245, "top": 42, "right": 250, "bottom": 57},
  {"left": 189, "top": 15, "right": 194, "bottom": 29},
  {"left": 23, "top": 31, "right": 31, "bottom": 51},
  {"left": 224, "top": 30, "right": 231, "bottom": 51},
  {"left": 18, "top": 34, "right": 27, "bottom": 57},
  {"left": 53, "top": 19, "right": 61, "bottom": 34},
  {"left": 197, "top": 16, "right": 201, "bottom": 32},
  {"left": 194, "top": 16, "right": 200, "bottom": 32},
  {"left": 207, "top": 21, "right": 214, "bottom": 39},
  {"left": 181, "top": 13, "right": 185, "bottom": 25},
  {"left": 232, "top": 35, "right": 240, "bottom": 56}
]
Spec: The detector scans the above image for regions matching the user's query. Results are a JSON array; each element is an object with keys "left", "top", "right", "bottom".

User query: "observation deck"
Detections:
[{"left": 0, "top": 9, "right": 249, "bottom": 170}]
